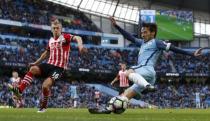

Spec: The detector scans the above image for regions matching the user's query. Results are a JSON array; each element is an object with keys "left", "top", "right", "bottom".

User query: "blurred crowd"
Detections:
[
  {"left": 155, "top": 51, "right": 210, "bottom": 75},
  {"left": 0, "top": 77, "right": 111, "bottom": 108},
  {"left": 0, "top": 36, "right": 138, "bottom": 71},
  {"left": 0, "top": 0, "right": 100, "bottom": 32},
  {"left": 0, "top": 36, "right": 209, "bottom": 74},
  {"left": 171, "top": 53, "right": 209, "bottom": 74},
  {"left": 142, "top": 81, "right": 210, "bottom": 108},
  {"left": 1, "top": 76, "right": 210, "bottom": 108},
  {"left": 0, "top": 0, "right": 209, "bottom": 75}
]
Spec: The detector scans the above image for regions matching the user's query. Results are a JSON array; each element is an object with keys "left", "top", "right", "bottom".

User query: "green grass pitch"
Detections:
[
  {"left": 0, "top": 108, "right": 209, "bottom": 121},
  {"left": 156, "top": 15, "right": 193, "bottom": 41}
]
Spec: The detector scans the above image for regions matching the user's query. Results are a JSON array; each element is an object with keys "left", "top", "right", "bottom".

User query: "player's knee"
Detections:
[
  {"left": 42, "top": 78, "right": 53, "bottom": 89},
  {"left": 29, "top": 66, "right": 40, "bottom": 75},
  {"left": 42, "top": 83, "right": 50, "bottom": 90},
  {"left": 125, "top": 69, "right": 134, "bottom": 77}
]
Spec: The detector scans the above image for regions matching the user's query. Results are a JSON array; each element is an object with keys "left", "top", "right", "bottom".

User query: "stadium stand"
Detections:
[
  {"left": 0, "top": 77, "right": 111, "bottom": 108},
  {"left": 1, "top": 35, "right": 209, "bottom": 74},
  {"left": 0, "top": 0, "right": 100, "bottom": 32},
  {"left": 1, "top": 76, "right": 210, "bottom": 108},
  {"left": 142, "top": 81, "right": 210, "bottom": 108}
]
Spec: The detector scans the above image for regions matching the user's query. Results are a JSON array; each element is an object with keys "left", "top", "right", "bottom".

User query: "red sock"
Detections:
[
  {"left": 19, "top": 72, "right": 33, "bottom": 92},
  {"left": 41, "top": 88, "right": 50, "bottom": 109}
]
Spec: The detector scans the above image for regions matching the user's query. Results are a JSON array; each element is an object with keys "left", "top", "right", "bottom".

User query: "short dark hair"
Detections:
[{"left": 141, "top": 22, "right": 158, "bottom": 38}]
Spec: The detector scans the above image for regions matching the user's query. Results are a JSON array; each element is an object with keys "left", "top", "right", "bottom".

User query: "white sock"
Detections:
[{"left": 128, "top": 73, "right": 149, "bottom": 88}]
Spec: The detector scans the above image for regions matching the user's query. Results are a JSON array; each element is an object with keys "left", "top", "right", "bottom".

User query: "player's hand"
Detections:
[
  {"left": 194, "top": 47, "right": 206, "bottom": 57},
  {"left": 78, "top": 45, "right": 88, "bottom": 54},
  {"left": 109, "top": 16, "right": 117, "bottom": 26},
  {"left": 110, "top": 82, "right": 114, "bottom": 86}
]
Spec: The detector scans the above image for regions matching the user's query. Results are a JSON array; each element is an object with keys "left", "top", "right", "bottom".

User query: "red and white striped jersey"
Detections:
[
  {"left": 10, "top": 77, "right": 21, "bottom": 86},
  {"left": 118, "top": 70, "right": 129, "bottom": 87},
  {"left": 94, "top": 91, "right": 100, "bottom": 99},
  {"left": 47, "top": 33, "right": 74, "bottom": 69}
]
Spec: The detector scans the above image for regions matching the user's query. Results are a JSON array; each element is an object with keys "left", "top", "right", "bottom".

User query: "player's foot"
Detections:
[
  {"left": 8, "top": 84, "right": 22, "bottom": 99},
  {"left": 142, "top": 84, "right": 157, "bottom": 94},
  {"left": 37, "top": 108, "right": 47, "bottom": 113},
  {"left": 39, "top": 99, "right": 47, "bottom": 111},
  {"left": 88, "top": 107, "right": 111, "bottom": 114},
  {"left": 148, "top": 104, "right": 158, "bottom": 109}
]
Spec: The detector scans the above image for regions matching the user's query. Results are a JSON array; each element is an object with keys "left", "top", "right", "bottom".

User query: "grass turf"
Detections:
[
  {"left": 156, "top": 15, "right": 193, "bottom": 41},
  {"left": 0, "top": 108, "right": 209, "bottom": 121}
]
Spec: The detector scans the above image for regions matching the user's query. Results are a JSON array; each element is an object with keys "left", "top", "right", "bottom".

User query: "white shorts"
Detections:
[{"left": 129, "top": 66, "right": 156, "bottom": 94}]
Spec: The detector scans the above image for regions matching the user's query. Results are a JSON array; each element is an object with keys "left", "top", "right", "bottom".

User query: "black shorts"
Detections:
[{"left": 38, "top": 63, "right": 64, "bottom": 81}]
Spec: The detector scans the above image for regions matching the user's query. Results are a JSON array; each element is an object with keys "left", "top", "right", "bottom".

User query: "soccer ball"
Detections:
[{"left": 107, "top": 96, "right": 128, "bottom": 114}]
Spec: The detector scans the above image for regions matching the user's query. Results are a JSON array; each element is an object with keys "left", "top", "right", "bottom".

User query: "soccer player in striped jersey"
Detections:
[
  {"left": 10, "top": 71, "right": 24, "bottom": 108},
  {"left": 10, "top": 71, "right": 21, "bottom": 87},
  {"left": 8, "top": 19, "right": 87, "bottom": 112},
  {"left": 94, "top": 90, "right": 101, "bottom": 107},
  {"left": 111, "top": 63, "right": 129, "bottom": 95}
]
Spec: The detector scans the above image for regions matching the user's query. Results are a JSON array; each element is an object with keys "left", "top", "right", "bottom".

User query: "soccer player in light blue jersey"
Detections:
[
  {"left": 109, "top": 17, "right": 203, "bottom": 101},
  {"left": 89, "top": 17, "right": 203, "bottom": 114}
]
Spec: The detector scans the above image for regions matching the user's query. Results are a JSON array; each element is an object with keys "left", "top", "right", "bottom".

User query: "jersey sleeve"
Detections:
[
  {"left": 199, "top": 51, "right": 210, "bottom": 57},
  {"left": 156, "top": 40, "right": 171, "bottom": 51},
  {"left": 156, "top": 40, "right": 194, "bottom": 56},
  {"left": 114, "top": 25, "right": 143, "bottom": 46},
  {"left": 63, "top": 33, "right": 74, "bottom": 43},
  {"left": 46, "top": 41, "right": 50, "bottom": 51},
  {"left": 202, "top": 51, "right": 209, "bottom": 56}
]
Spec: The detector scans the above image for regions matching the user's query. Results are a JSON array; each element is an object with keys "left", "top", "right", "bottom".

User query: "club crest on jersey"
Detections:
[
  {"left": 139, "top": 40, "right": 154, "bottom": 55},
  {"left": 49, "top": 35, "right": 66, "bottom": 49}
]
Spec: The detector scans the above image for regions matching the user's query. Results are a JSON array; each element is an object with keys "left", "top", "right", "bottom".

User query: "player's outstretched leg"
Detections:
[
  {"left": 8, "top": 66, "right": 40, "bottom": 98},
  {"left": 18, "top": 72, "right": 34, "bottom": 93},
  {"left": 127, "top": 71, "right": 156, "bottom": 93}
]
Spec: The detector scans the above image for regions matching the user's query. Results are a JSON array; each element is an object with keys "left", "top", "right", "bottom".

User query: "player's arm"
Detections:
[
  {"left": 72, "top": 36, "right": 87, "bottom": 53},
  {"left": 110, "top": 75, "right": 119, "bottom": 86},
  {"left": 109, "top": 17, "right": 142, "bottom": 46},
  {"left": 194, "top": 47, "right": 209, "bottom": 56},
  {"left": 156, "top": 40, "right": 202, "bottom": 57},
  {"left": 30, "top": 50, "right": 49, "bottom": 66}
]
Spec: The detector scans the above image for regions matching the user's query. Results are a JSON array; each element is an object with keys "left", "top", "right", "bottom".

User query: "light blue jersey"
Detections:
[
  {"left": 130, "top": 38, "right": 170, "bottom": 86},
  {"left": 129, "top": 38, "right": 171, "bottom": 94},
  {"left": 114, "top": 24, "right": 194, "bottom": 93},
  {"left": 132, "top": 39, "right": 168, "bottom": 68}
]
